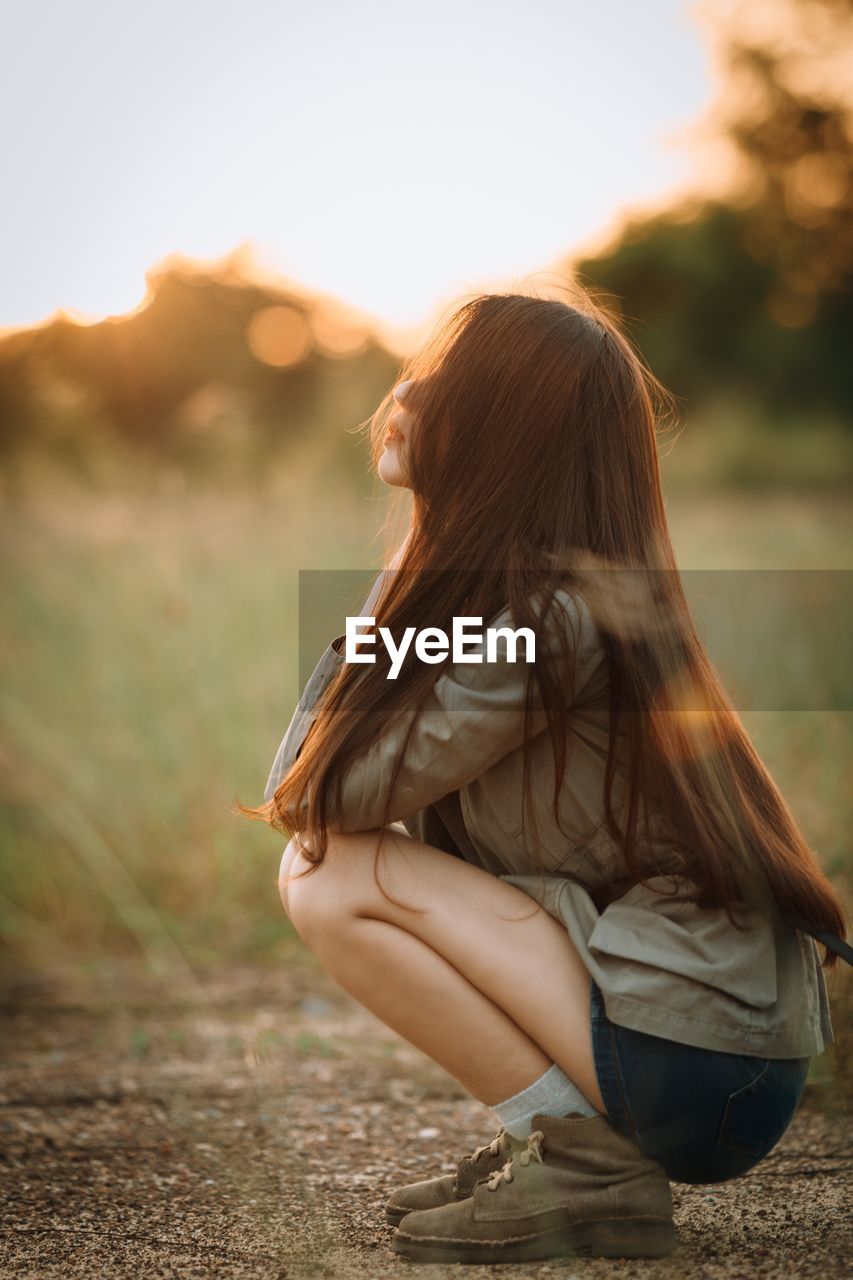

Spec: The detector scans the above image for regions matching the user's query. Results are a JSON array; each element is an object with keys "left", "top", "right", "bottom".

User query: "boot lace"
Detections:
[
  {"left": 469, "top": 1128, "right": 507, "bottom": 1164},
  {"left": 485, "top": 1129, "right": 546, "bottom": 1191}
]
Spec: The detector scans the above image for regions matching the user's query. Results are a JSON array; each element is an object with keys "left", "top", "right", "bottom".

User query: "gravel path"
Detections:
[{"left": 1, "top": 960, "right": 849, "bottom": 1279}]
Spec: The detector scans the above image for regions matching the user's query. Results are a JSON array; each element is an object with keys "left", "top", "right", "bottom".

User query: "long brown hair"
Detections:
[{"left": 240, "top": 288, "right": 847, "bottom": 970}]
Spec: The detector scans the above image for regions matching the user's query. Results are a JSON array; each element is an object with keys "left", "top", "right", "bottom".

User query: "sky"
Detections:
[{"left": 3, "top": 0, "right": 718, "bottom": 346}]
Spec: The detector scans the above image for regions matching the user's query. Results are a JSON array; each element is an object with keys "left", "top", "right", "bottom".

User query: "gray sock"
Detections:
[{"left": 490, "top": 1061, "right": 601, "bottom": 1139}]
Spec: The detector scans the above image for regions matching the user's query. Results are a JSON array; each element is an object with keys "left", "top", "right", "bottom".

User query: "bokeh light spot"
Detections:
[{"left": 247, "top": 305, "right": 313, "bottom": 367}]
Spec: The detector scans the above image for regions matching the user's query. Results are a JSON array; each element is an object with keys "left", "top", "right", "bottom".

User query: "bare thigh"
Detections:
[{"left": 280, "top": 826, "right": 604, "bottom": 1112}]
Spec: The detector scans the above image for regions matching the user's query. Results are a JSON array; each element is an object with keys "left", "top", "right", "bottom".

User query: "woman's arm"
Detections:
[{"left": 298, "top": 589, "right": 607, "bottom": 832}]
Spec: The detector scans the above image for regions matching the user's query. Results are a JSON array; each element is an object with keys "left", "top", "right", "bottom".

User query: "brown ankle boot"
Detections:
[
  {"left": 392, "top": 1110, "right": 677, "bottom": 1262},
  {"left": 384, "top": 1126, "right": 529, "bottom": 1226}
]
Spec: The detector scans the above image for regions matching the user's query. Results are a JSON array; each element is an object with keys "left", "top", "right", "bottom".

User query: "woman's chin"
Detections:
[{"left": 377, "top": 450, "right": 411, "bottom": 489}]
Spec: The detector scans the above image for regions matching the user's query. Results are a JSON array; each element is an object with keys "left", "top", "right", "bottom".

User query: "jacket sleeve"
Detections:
[
  {"left": 287, "top": 589, "right": 607, "bottom": 832},
  {"left": 263, "top": 568, "right": 395, "bottom": 803},
  {"left": 263, "top": 635, "right": 347, "bottom": 804}
]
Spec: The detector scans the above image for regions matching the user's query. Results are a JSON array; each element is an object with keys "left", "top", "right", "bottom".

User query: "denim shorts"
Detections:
[{"left": 589, "top": 976, "right": 811, "bottom": 1184}]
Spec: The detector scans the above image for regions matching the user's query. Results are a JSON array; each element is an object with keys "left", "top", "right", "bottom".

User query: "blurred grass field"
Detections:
[{"left": 1, "top": 464, "right": 851, "bottom": 1102}]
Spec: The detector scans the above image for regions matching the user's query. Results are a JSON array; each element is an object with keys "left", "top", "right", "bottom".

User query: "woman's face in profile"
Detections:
[{"left": 378, "top": 379, "right": 416, "bottom": 489}]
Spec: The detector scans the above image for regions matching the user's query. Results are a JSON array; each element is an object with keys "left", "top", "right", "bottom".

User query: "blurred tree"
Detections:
[
  {"left": 0, "top": 264, "right": 401, "bottom": 481},
  {"left": 574, "top": 0, "right": 853, "bottom": 420},
  {"left": 706, "top": 0, "right": 852, "bottom": 317}
]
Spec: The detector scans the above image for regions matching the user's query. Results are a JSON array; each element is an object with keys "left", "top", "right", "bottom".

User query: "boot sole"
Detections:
[{"left": 393, "top": 1215, "right": 677, "bottom": 1263}]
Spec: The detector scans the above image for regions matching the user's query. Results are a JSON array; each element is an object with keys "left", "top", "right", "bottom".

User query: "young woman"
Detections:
[{"left": 244, "top": 290, "right": 846, "bottom": 1264}]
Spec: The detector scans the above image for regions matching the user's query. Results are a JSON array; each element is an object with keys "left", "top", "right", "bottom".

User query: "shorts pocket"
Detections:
[{"left": 716, "top": 1057, "right": 791, "bottom": 1157}]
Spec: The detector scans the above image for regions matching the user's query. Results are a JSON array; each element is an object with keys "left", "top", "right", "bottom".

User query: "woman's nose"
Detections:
[{"left": 393, "top": 379, "right": 414, "bottom": 405}]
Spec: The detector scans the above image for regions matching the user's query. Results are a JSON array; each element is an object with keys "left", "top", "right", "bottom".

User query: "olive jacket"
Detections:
[{"left": 264, "top": 580, "right": 833, "bottom": 1061}]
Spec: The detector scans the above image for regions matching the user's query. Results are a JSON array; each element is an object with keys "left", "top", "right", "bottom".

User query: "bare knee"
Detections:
[
  {"left": 280, "top": 826, "right": 405, "bottom": 944},
  {"left": 283, "top": 834, "right": 343, "bottom": 946},
  {"left": 285, "top": 828, "right": 393, "bottom": 947}
]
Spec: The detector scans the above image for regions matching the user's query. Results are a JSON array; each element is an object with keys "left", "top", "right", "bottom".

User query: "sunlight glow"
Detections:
[{"left": 2, "top": 1, "right": 713, "bottom": 335}]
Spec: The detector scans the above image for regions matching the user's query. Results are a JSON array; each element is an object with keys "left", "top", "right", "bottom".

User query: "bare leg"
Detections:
[{"left": 279, "top": 827, "right": 607, "bottom": 1114}]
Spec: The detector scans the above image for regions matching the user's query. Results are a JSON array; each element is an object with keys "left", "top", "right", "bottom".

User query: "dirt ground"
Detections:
[{"left": 0, "top": 958, "right": 849, "bottom": 1280}]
